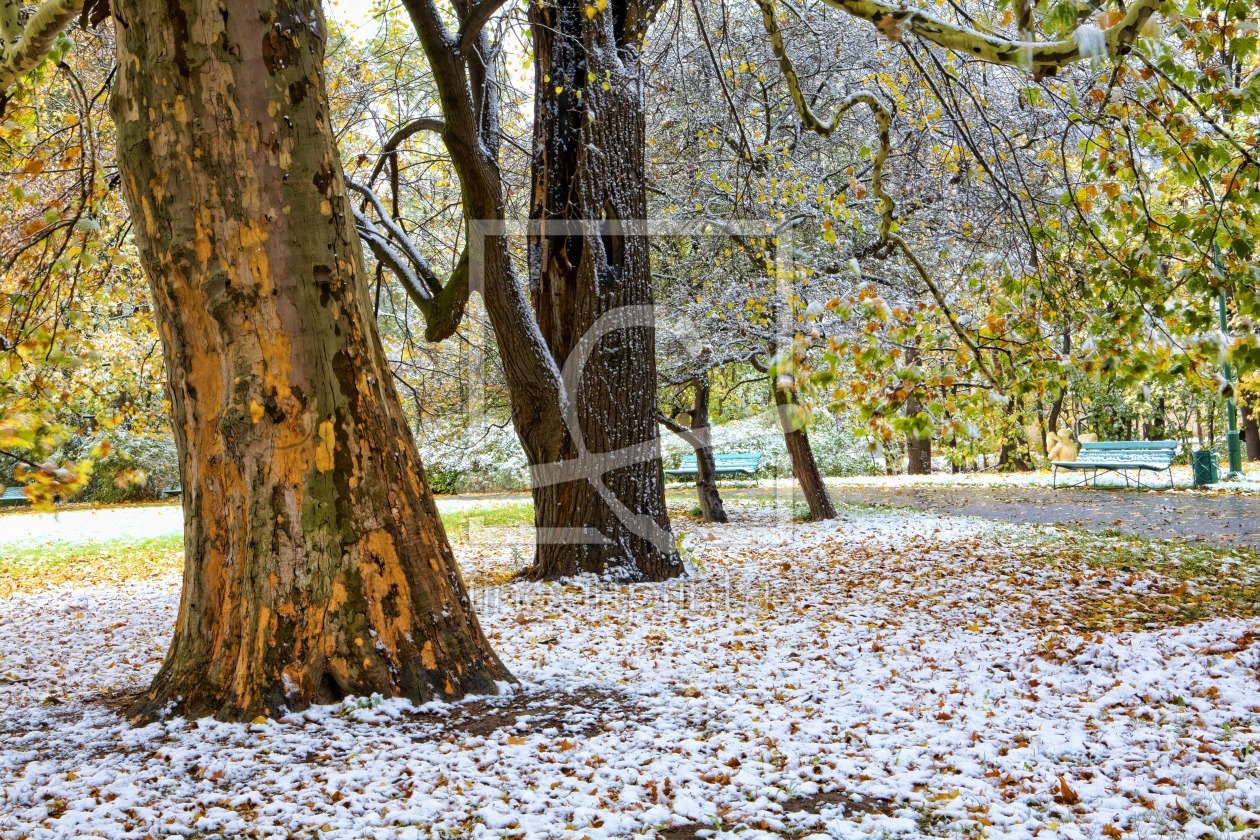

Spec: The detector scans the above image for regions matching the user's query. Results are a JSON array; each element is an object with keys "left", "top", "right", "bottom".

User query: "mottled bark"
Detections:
[
  {"left": 774, "top": 386, "right": 836, "bottom": 521},
  {"left": 0, "top": 0, "right": 85, "bottom": 93},
  {"left": 523, "top": 0, "right": 680, "bottom": 580},
  {"left": 111, "top": 0, "right": 509, "bottom": 720}
]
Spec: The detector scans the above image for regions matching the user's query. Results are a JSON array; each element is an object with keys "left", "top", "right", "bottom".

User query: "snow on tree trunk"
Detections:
[
  {"left": 524, "top": 0, "right": 681, "bottom": 581},
  {"left": 110, "top": 0, "right": 510, "bottom": 720}
]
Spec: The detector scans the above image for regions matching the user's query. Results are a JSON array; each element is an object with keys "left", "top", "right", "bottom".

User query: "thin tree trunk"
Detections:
[
  {"left": 1047, "top": 394, "right": 1064, "bottom": 447},
  {"left": 903, "top": 348, "right": 931, "bottom": 475},
  {"left": 524, "top": 0, "right": 680, "bottom": 580},
  {"left": 1047, "top": 330, "right": 1069, "bottom": 447},
  {"left": 1243, "top": 397, "right": 1260, "bottom": 462},
  {"left": 111, "top": 0, "right": 509, "bottom": 720},
  {"left": 658, "top": 376, "right": 728, "bottom": 524},
  {"left": 689, "top": 376, "right": 728, "bottom": 523},
  {"left": 774, "top": 386, "right": 836, "bottom": 520},
  {"left": 997, "top": 399, "right": 1033, "bottom": 471}
]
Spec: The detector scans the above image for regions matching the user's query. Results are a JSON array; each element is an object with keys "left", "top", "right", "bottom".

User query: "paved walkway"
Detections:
[
  {"left": 4, "top": 483, "right": 1256, "bottom": 554},
  {"left": 0, "top": 495, "right": 532, "bottom": 549},
  {"left": 825, "top": 485, "right": 1260, "bottom": 551}
]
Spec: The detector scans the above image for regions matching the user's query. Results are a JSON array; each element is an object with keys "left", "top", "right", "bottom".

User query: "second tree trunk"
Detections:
[{"left": 526, "top": 0, "right": 680, "bottom": 580}]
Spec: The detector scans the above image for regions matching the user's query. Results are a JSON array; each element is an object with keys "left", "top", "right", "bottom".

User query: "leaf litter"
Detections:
[{"left": 1, "top": 504, "right": 1258, "bottom": 839}]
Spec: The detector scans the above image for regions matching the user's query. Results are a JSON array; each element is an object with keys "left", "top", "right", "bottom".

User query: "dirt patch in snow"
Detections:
[
  {"left": 411, "top": 685, "right": 642, "bottom": 739},
  {"left": 660, "top": 790, "right": 896, "bottom": 837}
]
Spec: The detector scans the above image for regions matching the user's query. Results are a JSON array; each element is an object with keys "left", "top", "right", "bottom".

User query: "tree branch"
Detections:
[
  {"left": 1136, "top": 52, "right": 1258, "bottom": 171},
  {"left": 366, "top": 116, "right": 447, "bottom": 189},
  {"left": 458, "top": 0, "right": 510, "bottom": 56},
  {"left": 0, "top": 0, "right": 85, "bottom": 94},
  {"left": 755, "top": 0, "right": 894, "bottom": 238},
  {"left": 758, "top": 0, "right": 1003, "bottom": 389},
  {"left": 818, "top": 0, "right": 1158, "bottom": 73},
  {"left": 656, "top": 410, "right": 709, "bottom": 451},
  {"left": 349, "top": 179, "right": 471, "bottom": 342},
  {"left": 0, "top": 1, "right": 20, "bottom": 46}
]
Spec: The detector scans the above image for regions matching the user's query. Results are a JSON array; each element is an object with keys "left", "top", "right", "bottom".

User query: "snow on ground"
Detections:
[{"left": 2, "top": 506, "right": 1259, "bottom": 839}]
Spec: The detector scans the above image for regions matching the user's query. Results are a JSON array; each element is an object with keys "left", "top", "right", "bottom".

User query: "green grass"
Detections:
[
  {"left": 0, "top": 534, "right": 184, "bottom": 597},
  {"left": 1011, "top": 523, "right": 1260, "bottom": 626},
  {"left": 441, "top": 502, "right": 534, "bottom": 537}
]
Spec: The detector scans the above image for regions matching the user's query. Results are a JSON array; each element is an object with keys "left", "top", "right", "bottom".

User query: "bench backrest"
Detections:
[
  {"left": 715, "top": 452, "right": 761, "bottom": 469},
  {"left": 676, "top": 452, "right": 762, "bottom": 471},
  {"left": 1079, "top": 440, "right": 1178, "bottom": 465},
  {"left": 0, "top": 487, "right": 27, "bottom": 501}
]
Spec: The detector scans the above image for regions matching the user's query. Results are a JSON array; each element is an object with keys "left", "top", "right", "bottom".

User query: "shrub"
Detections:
[
  {"left": 59, "top": 431, "right": 180, "bottom": 503},
  {"left": 417, "top": 422, "right": 530, "bottom": 494}
]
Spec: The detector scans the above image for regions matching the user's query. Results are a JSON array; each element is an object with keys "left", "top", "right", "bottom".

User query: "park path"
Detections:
[
  {"left": 825, "top": 484, "right": 1260, "bottom": 552},
  {"left": 0, "top": 494, "right": 533, "bottom": 550},
  {"left": 3, "top": 483, "right": 1256, "bottom": 554}
]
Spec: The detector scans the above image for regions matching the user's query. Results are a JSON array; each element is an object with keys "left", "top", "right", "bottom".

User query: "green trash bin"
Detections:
[{"left": 1192, "top": 450, "right": 1219, "bottom": 487}]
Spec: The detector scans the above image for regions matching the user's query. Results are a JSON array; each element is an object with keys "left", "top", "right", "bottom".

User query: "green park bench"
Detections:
[
  {"left": 665, "top": 452, "right": 763, "bottom": 482},
  {"left": 1052, "top": 440, "right": 1179, "bottom": 490},
  {"left": 0, "top": 486, "right": 29, "bottom": 506}
]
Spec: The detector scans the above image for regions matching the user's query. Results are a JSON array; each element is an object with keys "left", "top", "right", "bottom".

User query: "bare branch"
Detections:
[
  {"left": 349, "top": 179, "right": 471, "bottom": 342},
  {"left": 366, "top": 116, "right": 447, "bottom": 188}
]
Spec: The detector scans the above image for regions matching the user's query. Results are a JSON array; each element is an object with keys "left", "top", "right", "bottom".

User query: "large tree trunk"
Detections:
[
  {"left": 111, "top": 0, "right": 509, "bottom": 720},
  {"left": 774, "top": 386, "right": 836, "bottom": 521},
  {"left": 906, "top": 431, "right": 932, "bottom": 475},
  {"left": 524, "top": 0, "right": 680, "bottom": 581},
  {"left": 399, "top": 0, "right": 677, "bottom": 583}
]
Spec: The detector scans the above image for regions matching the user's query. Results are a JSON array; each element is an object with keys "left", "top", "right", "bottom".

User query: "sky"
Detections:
[{"left": 326, "top": 0, "right": 382, "bottom": 32}]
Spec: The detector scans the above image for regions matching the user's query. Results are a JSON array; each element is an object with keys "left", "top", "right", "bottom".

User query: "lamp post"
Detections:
[
  {"left": 1200, "top": 171, "right": 1244, "bottom": 479},
  {"left": 1212, "top": 240, "right": 1244, "bottom": 478}
]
